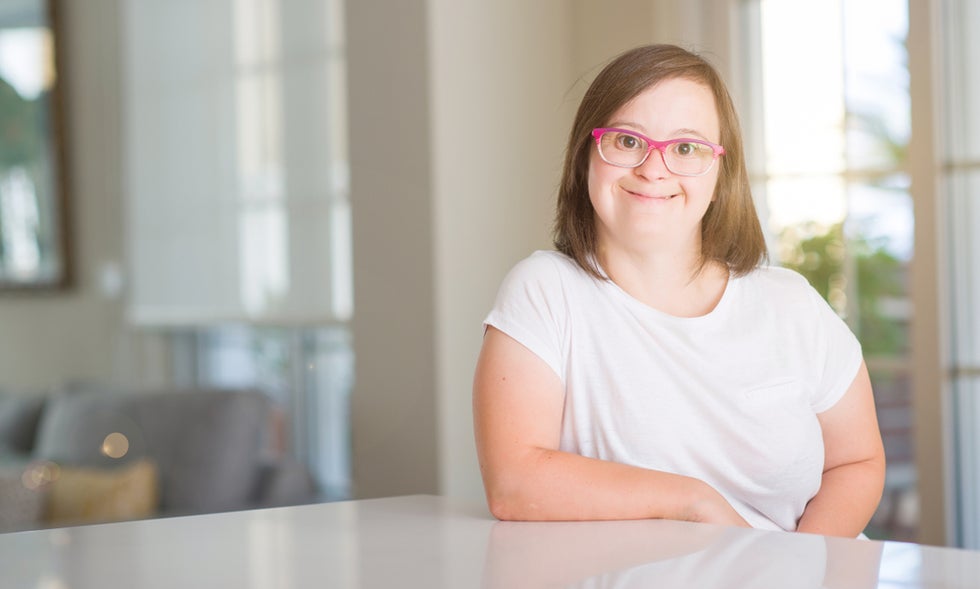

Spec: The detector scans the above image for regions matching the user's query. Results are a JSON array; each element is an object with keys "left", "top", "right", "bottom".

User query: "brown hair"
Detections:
[{"left": 553, "top": 44, "right": 767, "bottom": 278}]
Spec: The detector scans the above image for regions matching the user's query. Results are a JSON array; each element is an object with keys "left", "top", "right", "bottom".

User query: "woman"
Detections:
[{"left": 473, "top": 44, "right": 885, "bottom": 536}]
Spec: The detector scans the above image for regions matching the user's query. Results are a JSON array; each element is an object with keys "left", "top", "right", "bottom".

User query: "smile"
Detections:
[{"left": 625, "top": 188, "right": 677, "bottom": 200}]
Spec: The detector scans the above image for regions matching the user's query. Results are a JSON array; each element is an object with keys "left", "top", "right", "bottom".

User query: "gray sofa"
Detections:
[{"left": 0, "top": 388, "right": 318, "bottom": 533}]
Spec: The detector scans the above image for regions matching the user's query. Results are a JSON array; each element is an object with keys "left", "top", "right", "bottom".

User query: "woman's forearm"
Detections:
[
  {"left": 795, "top": 458, "right": 886, "bottom": 537},
  {"left": 483, "top": 446, "right": 748, "bottom": 526}
]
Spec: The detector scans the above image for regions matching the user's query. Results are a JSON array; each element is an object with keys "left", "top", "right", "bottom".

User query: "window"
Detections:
[{"left": 739, "top": 0, "right": 915, "bottom": 541}]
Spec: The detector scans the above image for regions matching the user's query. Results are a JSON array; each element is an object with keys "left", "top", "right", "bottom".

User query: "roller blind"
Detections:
[{"left": 122, "top": 0, "right": 351, "bottom": 326}]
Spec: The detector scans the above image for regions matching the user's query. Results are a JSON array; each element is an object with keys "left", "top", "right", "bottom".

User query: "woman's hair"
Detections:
[{"left": 553, "top": 44, "right": 768, "bottom": 277}]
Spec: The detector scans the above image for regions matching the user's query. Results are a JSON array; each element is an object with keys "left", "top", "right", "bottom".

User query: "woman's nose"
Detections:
[{"left": 635, "top": 148, "right": 671, "bottom": 179}]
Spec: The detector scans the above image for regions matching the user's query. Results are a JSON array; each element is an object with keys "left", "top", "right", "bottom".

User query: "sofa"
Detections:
[{"left": 0, "top": 387, "right": 318, "bottom": 533}]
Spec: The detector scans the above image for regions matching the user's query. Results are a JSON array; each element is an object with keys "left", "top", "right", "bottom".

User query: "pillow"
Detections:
[{"left": 44, "top": 460, "right": 160, "bottom": 526}]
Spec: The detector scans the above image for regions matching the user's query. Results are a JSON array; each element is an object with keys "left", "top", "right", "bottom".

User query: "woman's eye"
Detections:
[
  {"left": 615, "top": 134, "right": 641, "bottom": 150},
  {"left": 674, "top": 142, "right": 701, "bottom": 157}
]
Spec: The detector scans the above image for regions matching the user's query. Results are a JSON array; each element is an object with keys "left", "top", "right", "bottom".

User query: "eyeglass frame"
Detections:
[{"left": 591, "top": 127, "right": 726, "bottom": 177}]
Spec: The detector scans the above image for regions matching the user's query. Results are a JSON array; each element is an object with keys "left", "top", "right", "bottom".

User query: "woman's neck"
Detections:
[{"left": 596, "top": 245, "right": 729, "bottom": 318}]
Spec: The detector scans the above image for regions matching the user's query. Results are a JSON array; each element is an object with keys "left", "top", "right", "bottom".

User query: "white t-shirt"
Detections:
[{"left": 484, "top": 250, "right": 863, "bottom": 531}]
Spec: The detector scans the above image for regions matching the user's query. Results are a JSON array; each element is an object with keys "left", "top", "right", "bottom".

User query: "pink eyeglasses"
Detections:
[{"left": 592, "top": 128, "right": 725, "bottom": 177}]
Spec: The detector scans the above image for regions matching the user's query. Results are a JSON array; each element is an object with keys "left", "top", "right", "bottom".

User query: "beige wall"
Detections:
[{"left": 345, "top": 0, "right": 440, "bottom": 498}]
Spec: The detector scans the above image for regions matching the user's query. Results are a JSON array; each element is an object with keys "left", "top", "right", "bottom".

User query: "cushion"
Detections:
[
  {"left": 0, "top": 465, "right": 48, "bottom": 532},
  {"left": 0, "top": 394, "right": 46, "bottom": 454},
  {"left": 44, "top": 459, "right": 159, "bottom": 526},
  {"left": 33, "top": 389, "right": 270, "bottom": 514}
]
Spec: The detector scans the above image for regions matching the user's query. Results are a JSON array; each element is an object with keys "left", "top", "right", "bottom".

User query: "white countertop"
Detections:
[{"left": 2, "top": 495, "right": 979, "bottom": 588}]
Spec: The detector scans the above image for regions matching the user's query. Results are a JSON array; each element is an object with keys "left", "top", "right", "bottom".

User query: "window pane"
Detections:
[
  {"left": 846, "top": 178, "right": 913, "bottom": 356},
  {"left": 766, "top": 175, "right": 847, "bottom": 236},
  {"left": 952, "top": 377, "right": 980, "bottom": 548},
  {"left": 843, "top": 0, "right": 910, "bottom": 171},
  {"left": 759, "top": 1, "right": 845, "bottom": 176},
  {"left": 870, "top": 366, "right": 917, "bottom": 540},
  {"left": 942, "top": 0, "right": 980, "bottom": 162},
  {"left": 948, "top": 170, "right": 980, "bottom": 369}
]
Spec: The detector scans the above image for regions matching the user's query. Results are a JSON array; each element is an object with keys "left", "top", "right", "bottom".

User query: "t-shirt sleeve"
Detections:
[
  {"left": 483, "top": 253, "right": 568, "bottom": 382},
  {"left": 804, "top": 284, "right": 864, "bottom": 413}
]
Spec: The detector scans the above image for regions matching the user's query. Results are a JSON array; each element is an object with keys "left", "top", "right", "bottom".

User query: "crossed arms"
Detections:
[{"left": 473, "top": 326, "right": 885, "bottom": 536}]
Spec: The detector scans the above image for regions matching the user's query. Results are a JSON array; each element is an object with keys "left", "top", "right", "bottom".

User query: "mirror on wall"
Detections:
[{"left": 0, "top": 0, "right": 69, "bottom": 290}]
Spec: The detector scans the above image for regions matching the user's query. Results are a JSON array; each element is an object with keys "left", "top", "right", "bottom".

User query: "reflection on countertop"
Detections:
[{"left": 483, "top": 517, "right": 884, "bottom": 588}]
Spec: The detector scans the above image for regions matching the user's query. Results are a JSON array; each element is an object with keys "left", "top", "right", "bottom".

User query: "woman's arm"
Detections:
[
  {"left": 796, "top": 361, "right": 886, "bottom": 536},
  {"left": 474, "top": 326, "right": 748, "bottom": 525}
]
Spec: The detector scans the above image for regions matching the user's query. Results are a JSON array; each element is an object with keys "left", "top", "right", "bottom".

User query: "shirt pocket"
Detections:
[
  {"left": 742, "top": 379, "right": 801, "bottom": 403},
  {"left": 732, "top": 380, "right": 824, "bottom": 489},
  {"left": 738, "top": 380, "right": 816, "bottom": 435}
]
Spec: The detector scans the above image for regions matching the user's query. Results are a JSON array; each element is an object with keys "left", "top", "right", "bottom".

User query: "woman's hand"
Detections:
[{"left": 683, "top": 483, "right": 751, "bottom": 527}]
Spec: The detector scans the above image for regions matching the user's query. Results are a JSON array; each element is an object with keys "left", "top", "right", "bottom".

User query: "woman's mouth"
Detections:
[{"left": 625, "top": 188, "right": 677, "bottom": 200}]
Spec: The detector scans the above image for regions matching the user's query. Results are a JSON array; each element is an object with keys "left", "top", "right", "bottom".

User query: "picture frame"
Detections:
[{"left": 0, "top": 0, "right": 70, "bottom": 290}]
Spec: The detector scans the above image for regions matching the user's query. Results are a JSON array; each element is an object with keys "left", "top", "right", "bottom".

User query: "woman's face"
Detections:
[{"left": 588, "top": 77, "right": 721, "bottom": 257}]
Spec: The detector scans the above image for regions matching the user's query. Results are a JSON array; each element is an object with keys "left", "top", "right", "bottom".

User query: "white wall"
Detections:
[{"left": 427, "top": 0, "right": 576, "bottom": 500}]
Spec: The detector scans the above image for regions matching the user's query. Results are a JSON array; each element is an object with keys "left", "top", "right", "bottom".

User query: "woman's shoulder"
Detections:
[
  {"left": 492, "top": 250, "right": 594, "bottom": 311},
  {"left": 742, "top": 264, "right": 813, "bottom": 289},
  {"left": 503, "top": 250, "right": 586, "bottom": 284},
  {"left": 738, "top": 265, "right": 822, "bottom": 304}
]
